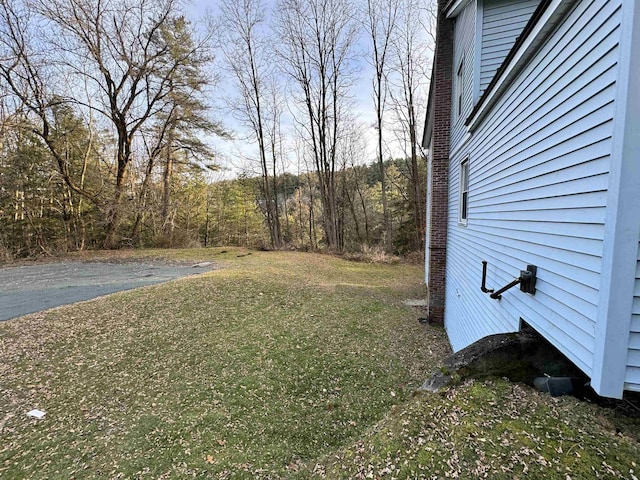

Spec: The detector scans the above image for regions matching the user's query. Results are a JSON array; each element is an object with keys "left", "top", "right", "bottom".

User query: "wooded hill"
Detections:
[
  {"left": 206, "top": 158, "right": 426, "bottom": 254},
  {"left": 0, "top": 145, "right": 425, "bottom": 257},
  {"left": 0, "top": 0, "right": 433, "bottom": 259}
]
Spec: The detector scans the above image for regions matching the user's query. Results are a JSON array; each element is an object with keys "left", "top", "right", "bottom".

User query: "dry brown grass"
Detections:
[
  {"left": 0, "top": 248, "right": 447, "bottom": 479},
  {"left": 2, "top": 247, "right": 638, "bottom": 479}
]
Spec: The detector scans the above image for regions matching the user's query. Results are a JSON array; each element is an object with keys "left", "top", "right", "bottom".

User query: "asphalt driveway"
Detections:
[{"left": 0, "top": 261, "right": 213, "bottom": 322}]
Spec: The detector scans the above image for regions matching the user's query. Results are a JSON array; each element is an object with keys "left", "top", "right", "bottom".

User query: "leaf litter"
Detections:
[{"left": 0, "top": 248, "right": 638, "bottom": 479}]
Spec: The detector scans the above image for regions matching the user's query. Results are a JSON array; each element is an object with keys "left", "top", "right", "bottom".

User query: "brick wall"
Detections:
[{"left": 427, "top": 0, "right": 453, "bottom": 324}]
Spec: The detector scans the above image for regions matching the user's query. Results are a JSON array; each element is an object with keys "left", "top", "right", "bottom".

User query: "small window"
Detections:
[
  {"left": 459, "top": 158, "right": 469, "bottom": 224},
  {"left": 456, "top": 58, "right": 464, "bottom": 117}
]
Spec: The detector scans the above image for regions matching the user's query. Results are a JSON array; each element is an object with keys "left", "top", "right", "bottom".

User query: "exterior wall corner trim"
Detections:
[{"left": 590, "top": 0, "right": 640, "bottom": 398}]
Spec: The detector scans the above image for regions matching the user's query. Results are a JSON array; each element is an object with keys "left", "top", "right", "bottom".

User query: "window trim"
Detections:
[
  {"left": 456, "top": 57, "right": 465, "bottom": 118},
  {"left": 459, "top": 157, "right": 469, "bottom": 225}
]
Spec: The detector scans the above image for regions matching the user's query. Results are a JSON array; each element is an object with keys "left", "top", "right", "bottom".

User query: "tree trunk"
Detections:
[{"left": 162, "top": 146, "right": 174, "bottom": 237}]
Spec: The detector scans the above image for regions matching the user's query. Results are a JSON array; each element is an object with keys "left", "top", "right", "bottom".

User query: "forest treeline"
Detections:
[
  {"left": 0, "top": 0, "right": 433, "bottom": 259},
  {"left": 0, "top": 142, "right": 425, "bottom": 256},
  {"left": 169, "top": 157, "right": 427, "bottom": 253}
]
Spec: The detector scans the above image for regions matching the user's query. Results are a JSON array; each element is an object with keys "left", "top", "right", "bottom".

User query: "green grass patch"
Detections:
[
  {"left": 1, "top": 248, "right": 638, "bottom": 479},
  {"left": 315, "top": 379, "right": 640, "bottom": 479},
  {"left": 0, "top": 249, "right": 447, "bottom": 478}
]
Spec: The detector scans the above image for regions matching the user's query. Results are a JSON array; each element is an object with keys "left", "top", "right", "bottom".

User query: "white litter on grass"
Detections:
[{"left": 27, "top": 409, "right": 46, "bottom": 419}]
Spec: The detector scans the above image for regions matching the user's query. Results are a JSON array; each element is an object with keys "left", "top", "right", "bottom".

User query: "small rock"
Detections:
[{"left": 419, "top": 372, "right": 452, "bottom": 393}]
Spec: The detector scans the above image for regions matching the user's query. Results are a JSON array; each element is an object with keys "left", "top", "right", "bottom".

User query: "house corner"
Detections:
[{"left": 425, "top": 0, "right": 454, "bottom": 325}]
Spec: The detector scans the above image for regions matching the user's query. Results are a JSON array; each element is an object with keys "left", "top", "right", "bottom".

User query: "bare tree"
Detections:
[
  {"left": 365, "top": 0, "right": 399, "bottom": 252},
  {"left": 220, "top": 0, "right": 283, "bottom": 249},
  {"left": 264, "top": 77, "right": 287, "bottom": 245},
  {"left": 0, "top": 0, "right": 100, "bottom": 206},
  {"left": 339, "top": 123, "right": 370, "bottom": 247},
  {"left": 388, "top": 0, "right": 435, "bottom": 251},
  {"left": 274, "top": 0, "right": 358, "bottom": 250},
  {"left": 0, "top": 0, "right": 216, "bottom": 248}
]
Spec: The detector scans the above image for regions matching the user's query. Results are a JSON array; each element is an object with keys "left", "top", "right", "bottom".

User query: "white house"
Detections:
[{"left": 422, "top": 0, "right": 640, "bottom": 398}]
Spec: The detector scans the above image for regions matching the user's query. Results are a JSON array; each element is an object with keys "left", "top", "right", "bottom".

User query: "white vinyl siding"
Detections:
[
  {"left": 445, "top": 0, "right": 622, "bottom": 377},
  {"left": 626, "top": 241, "right": 640, "bottom": 391},
  {"left": 480, "top": 0, "right": 540, "bottom": 95},
  {"left": 450, "top": 1, "right": 476, "bottom": 150}
]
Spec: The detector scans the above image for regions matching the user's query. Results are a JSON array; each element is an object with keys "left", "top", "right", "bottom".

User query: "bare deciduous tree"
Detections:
[
  {"left": 0, "top": 0, "right": 98, "bottom": 204},
  {"left": 388, "top": 0, "right": 435, "bottom": 251},
  {"left": 365, "top": 0, "right": 399, "bottom": 252},
  {"left": 0, "top": 0, "right": 217, "bottom": 248},
  {"left": 274, "top": 0, "right": 358, "bottom": 250},
  {"left": 220, "top": 0, "right": 282, "bottom": 248}
]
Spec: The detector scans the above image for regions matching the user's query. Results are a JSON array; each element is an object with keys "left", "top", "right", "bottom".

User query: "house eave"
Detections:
[
  {"left": 444, "top": 0, "right": 473, "bottom": 18},
  {"left": 465, "top": 0, "right": 578, "bottom": 131},
  {"left": 421, "top": 75, "right": 435, "bottom": 149}
]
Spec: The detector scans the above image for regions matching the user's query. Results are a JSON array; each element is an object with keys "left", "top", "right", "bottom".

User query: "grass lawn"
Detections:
[{"left": 1, "top": 248, "right": 638, "bottom": 479}]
